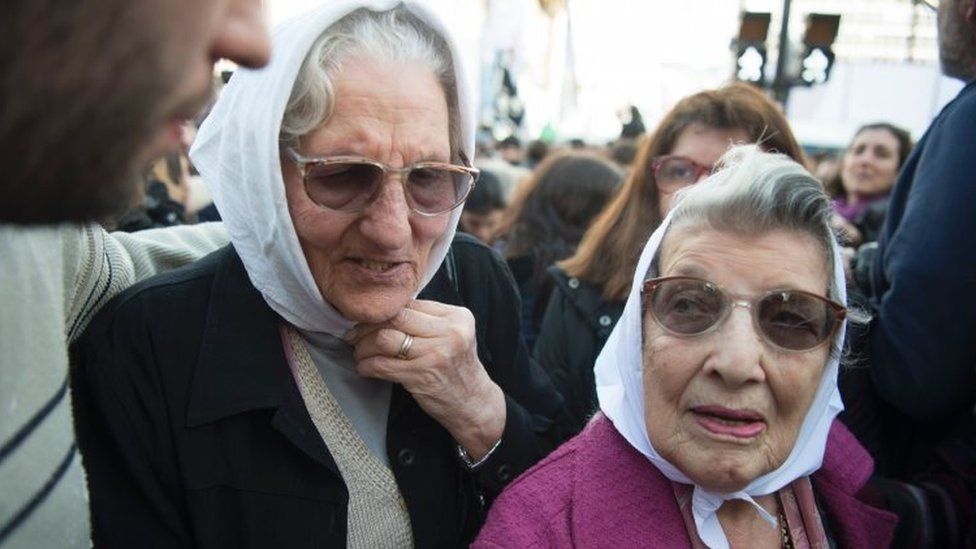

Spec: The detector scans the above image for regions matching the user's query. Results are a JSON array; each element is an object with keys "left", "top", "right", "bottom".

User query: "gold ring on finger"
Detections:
[{"left": 395, "top": 333, "right": 414, "bottom": 360}]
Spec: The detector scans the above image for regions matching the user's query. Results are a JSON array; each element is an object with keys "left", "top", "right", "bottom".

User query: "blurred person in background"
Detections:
[
  {"left": 493, "top": 152, "right": 623, "bottom": 352},
  {"left": 609, "top": 138, "right": 640, "bottom": 172},
  {"left": 474, "top": 157, "right": 530, "bottom": 202},
  {"left": 811, "top": 150, "right": 841, "bottom": 185},
  {"left": 525, "top": 139, "right": 551, "bottom": 169},
  {"left": 459, "top": 169, "right": 507, "bottom": 244},
  {"left": 826, "top": 123, "right": 912, "bottom": 247},
  {"left": 0, "top": 1, "right": 269, "bottom": 547},
  {"left": 536, "top": 82, "right": 806, "bottom": 437},
  {"left": 115, "top": 152, "right": 193, "bottom": 232},
  {"left": 618, "top": 104, "right": 646, "bottom": 139},
  {"left": 498, "top": 135, "right": 524, "bottom": 166},
  {"left": 838, "top": 0, "right": 976, "bottom": 545},
  {"left": 567, "top": 137, "right": 588, "bottom": 150},
  {"left": 477, "top": 146, "right": 895, "bottom": 549},
  {"left": 72, "top": 4, "right": 564, "bottom": 546}
]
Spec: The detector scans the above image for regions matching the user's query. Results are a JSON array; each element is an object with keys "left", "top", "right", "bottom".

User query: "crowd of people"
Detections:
[{"left": 1, "top": 0, "right": 974, "bottom": 547}]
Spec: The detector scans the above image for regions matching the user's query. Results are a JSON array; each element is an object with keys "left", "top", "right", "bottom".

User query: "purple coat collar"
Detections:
[{"left": 569, "top": 416, "right": 896, "bottom": 548}]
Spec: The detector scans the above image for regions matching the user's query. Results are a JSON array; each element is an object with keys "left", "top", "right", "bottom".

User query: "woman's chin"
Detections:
[
  {"left": 689, "top": 474, "right": 751, "bottom": 494},
  {"left": 331, "top": 293, "right": 413, "bottom": 324},
  {"left": 675, "top": 453, "right": 766, "bottom": 494}
]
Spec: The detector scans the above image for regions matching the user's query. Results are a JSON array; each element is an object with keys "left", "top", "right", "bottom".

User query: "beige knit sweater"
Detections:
[
  {"left": 285, "top": 327, "right": 414, "bottom": 548},
  {"left": 0, "top": 222, "right": 228, "bottom": 549}
]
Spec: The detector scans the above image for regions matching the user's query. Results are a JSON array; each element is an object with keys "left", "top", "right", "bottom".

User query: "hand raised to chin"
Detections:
[{"left": 345, "top": 299, "right": 506, "bottom": 461}]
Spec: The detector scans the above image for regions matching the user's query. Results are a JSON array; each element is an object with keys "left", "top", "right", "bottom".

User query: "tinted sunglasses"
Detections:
[
  {"left": 642, "top": 276, "right": 846, "bottom": 352},
  {"left": 286, "top": 148, "right": 479, "bottom": 216}
]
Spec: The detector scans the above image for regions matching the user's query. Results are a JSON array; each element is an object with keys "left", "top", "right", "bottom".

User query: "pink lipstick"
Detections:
[{"left": 691, "top": 405, "right": 766, "bottom": 439}]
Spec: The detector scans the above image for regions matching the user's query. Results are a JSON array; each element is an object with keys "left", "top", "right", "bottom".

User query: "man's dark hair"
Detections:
[
  {"left": 610, "top": 139, "right": 639, "bottom": 167},
  {"left": 526, "top": 140, "right": 549, "bottom": 167},
  {"left": 498, "top": 136, "right": 521, "bottom": 150},
  {"left": 0, "top": 1, "right": 175, "bottom": 224},
  {"left": 938, "top": 0, "right": 976, "bottom": 81}
]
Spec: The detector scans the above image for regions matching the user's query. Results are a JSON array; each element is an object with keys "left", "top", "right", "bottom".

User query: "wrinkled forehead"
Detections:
[{"left": 651, "top": 220, "right": 833, "bottom": 293}]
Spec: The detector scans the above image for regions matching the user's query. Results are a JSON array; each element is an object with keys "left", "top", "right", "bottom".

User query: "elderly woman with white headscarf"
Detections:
[
  {"left": 71, "top": 2, "right": 563, "bottom": 547},
  {"left": 474, "top": 146, "right": 898, "bottom": 548}
]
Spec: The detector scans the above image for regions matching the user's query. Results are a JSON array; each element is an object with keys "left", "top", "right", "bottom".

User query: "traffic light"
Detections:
[
  {"left": 797, "top": 14, "right": 840, "bottom": 86},
  {"left": 799, "top": 47, "right": 834, "bottom": 85},
  {"left": 736, "top": 44, "right": 768, "bottom": 84},
  {"left": 733, "top": 12, "right": 771, "bottom": 86}
]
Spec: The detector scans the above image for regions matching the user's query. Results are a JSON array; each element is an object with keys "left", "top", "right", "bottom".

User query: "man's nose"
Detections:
[{"left": 211, "top": 0, "right": 272, "bottom": 69}]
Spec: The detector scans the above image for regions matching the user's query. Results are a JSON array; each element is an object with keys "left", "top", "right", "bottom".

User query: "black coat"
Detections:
[
  {"left": 504, "top": 253, "right": 554, "bottom": 354},
  {"left": 532, "top": 266, "right": 623, "bottom": 438},
  {"left": 71, "top": 234, "right": 564, "bottom": 548},
  {"left": 850, "top": 197, "right": 889, "bottom": 246}
]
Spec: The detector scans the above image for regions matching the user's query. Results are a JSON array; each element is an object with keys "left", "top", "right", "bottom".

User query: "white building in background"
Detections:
[
  {"left": 745, "top": 0, "right": 961, "bottom": 147},
  {"left": 265, "top": 0, "right": 959, "bottom": 148},
  {"left": 788, "top": 61, "right": 961, "bottom": 148},
  {"left": 482, "top": 0, "right": 960, "bottom": 147}
]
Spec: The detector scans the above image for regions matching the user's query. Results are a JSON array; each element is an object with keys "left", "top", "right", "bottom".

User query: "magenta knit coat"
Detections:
[{"left": 474, "top": 415, "right": 897, "bottom": 548}]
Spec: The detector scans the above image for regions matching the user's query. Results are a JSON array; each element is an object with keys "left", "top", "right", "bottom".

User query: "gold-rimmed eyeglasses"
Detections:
[
  {"left": 286, "top": 148, "right": 479, "bottom": 216},
  {"left": 642, "top": 276, "right": 847, "bottom": 352}
]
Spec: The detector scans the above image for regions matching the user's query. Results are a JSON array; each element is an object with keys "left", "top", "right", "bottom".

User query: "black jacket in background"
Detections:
[
  {"left": 71, "top": 234, "right": 564, "bottom": 548},
  {"left": 533, "top": 266, "right": 624, "bottom": 438},
  {"left": 850, "top": 197, "right": 888, "bottom": 246},
  {"left": 839, "top": 80, "right": 976, "bottom": 549},
  {"left": 841, "top": 80, "right": 976, "bottom": 479},
  {"left": 505, "top": 253, "right": 555, "bottom": 354}
]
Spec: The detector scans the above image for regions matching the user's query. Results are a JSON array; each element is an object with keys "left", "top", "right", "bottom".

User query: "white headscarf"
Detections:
[
  {"left": 190, "top": 0, "right": 475, "bottom": 336},
  {"left": 594, "top": 161, "right": 848, "bottom": 549}
]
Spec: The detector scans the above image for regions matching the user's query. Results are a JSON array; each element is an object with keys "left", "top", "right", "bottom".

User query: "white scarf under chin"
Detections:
[
  {"left": 594, "top": 208, "right": 847, "bottom": 549},
  {"left": 189, "top": 0, "right": 474, "bottom": 337}
]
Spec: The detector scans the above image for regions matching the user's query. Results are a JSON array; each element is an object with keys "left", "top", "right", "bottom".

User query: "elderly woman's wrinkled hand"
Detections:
[{"left": 346, "top": 299, "right": 506, "bottom": 460}]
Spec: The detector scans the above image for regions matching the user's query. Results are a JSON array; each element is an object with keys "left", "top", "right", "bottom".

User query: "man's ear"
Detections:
[{"left": 966, "top": 0, "right": 976, "bottom": 26}]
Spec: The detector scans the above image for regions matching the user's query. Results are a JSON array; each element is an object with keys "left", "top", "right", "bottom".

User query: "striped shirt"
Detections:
[{"left": 0, "top": 223, "right": 228, "bottom": 548}]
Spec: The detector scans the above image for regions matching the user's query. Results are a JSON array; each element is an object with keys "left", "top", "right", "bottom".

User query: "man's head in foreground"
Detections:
[
  {"left": 939, "top": 0, "right": 976, "bottom": 81},
  {"left": 0, "top": 0, "right": 270, "bottom": 224}
]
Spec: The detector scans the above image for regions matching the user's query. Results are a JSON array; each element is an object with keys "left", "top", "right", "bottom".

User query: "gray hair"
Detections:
[
  {"left": 280, "top": 7, "right": 462, "bottom": 160},
  {"left": 650, "top": 145, "right": 867, "bottom": 359}
]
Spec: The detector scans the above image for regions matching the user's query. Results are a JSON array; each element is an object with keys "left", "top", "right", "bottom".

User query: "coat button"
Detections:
[
  {"left": 568, "top": 278, "right": 580, "bottom": 289},
  {"left": 496, "top": 464, "right": 511, "bottom": 482},
  {"left": 397, "top": 448, "right": 415, "bottom": 467},
  {"left": 599, "top": 315, "right": 612, "bottom": 327}
]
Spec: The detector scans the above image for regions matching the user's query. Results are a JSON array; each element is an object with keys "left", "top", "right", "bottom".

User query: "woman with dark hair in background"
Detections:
[
  {"left": 826, "top": 122, "right": 912, "bottom": 247},
  {"left": 536, "top": 83, "right": 807, "bottom": 436},
  {"left": 494, "top": 152, "right": 623, "bottom": 352},
  {"left": 458, "top": 168, "right": 506, "bottom": 244}
]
